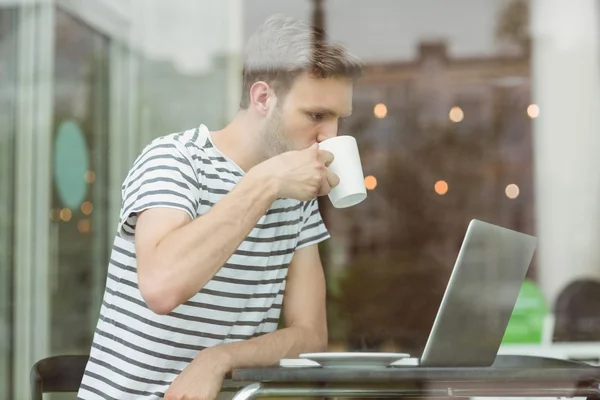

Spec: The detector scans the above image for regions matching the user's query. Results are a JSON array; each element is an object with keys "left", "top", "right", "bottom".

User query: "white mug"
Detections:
[{"left": 318, "top": 136, "right": 367, "bottom": 208}]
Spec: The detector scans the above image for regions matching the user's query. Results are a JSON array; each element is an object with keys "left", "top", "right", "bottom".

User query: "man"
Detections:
[{"left": 78, "top": 14, "right": 362, "bottom": 400}]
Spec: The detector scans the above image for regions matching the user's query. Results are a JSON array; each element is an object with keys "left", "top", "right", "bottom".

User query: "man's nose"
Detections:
[{"left": 317, "top": 120, "right": 338, "bottom": 142}]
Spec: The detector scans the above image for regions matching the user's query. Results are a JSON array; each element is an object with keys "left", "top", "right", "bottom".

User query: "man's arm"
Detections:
[
  {"left": 135, "top": 171, "right": 278, "bottom": 315},
  {"left": 202, "top": 243, "right": 328, "bottom": 372},
  {"left": 166, "top": 244, "right": 327, "bottom": 399},
  {"left": 165, "top": 243, "right": 327, "bottom": 399},
  {"left": 135, "top": 145, "right": 335, "bottom": 315}
]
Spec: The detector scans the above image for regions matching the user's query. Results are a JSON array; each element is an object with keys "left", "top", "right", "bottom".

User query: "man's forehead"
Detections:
[
  {"left": 287, "top": 75, "right": 354, "bottom": 114},
  {"left": 292, "top": 72, "right": 353, "bottom": 90}
]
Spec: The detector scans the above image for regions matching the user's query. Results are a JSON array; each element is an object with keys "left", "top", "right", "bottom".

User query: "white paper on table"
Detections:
[{"left": 279, "top": 358, "right": 321, "bottom": 368}]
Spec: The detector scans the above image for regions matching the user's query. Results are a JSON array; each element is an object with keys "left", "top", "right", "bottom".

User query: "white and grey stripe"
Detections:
[{"left": 78, "top": 125, "right": 329, "bottom": 400}]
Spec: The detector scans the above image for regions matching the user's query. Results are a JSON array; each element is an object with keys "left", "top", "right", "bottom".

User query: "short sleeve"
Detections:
[
  {"left": 118, "top": 139, "right": 201, "bottom": 241},
  {"left": 296, "top": 198, "right": 330, "bottom": 250}
]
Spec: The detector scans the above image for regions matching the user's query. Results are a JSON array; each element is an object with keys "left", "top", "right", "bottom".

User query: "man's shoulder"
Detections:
[
  {"left": 120, "top": 125, "right": 211, "bottom": 191},
  {"left": 144, "top": 125, "right": 209, "bottom": 155}
]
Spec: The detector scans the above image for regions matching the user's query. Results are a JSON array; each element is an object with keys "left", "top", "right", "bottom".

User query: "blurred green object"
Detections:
[
  {"left": 502, "top": 279, "right": 548, "bottom": 344},
  {"left": 54, "top": 120, "right": 89, "bottom": 210}
]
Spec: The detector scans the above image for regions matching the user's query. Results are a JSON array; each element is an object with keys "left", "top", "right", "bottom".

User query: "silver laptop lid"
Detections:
[{"left": 420, "top": 219, "right": 537, "bottom": 367}]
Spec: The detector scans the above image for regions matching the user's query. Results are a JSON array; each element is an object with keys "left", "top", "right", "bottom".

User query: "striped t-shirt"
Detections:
[{"left": 77, "top": 125, "right": 330, "bottom": 399}]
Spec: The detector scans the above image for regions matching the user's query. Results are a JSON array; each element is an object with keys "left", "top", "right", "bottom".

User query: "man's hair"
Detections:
[{"left": 239, "top": 15, "right": 363, "bottom": 109}]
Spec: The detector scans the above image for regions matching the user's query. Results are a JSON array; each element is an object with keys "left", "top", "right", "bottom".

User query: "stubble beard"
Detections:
[{"left": 260, "top": 106, "right": 294, "bottom": 160}]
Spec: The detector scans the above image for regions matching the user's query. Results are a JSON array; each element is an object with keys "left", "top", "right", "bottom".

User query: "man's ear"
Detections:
[{"left": 249, "top": 81, "right": 275, "bottom": 116}]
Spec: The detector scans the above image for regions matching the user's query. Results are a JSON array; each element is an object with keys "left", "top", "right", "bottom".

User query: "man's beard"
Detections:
[{"left": 260, "top": 106, "right": 294, "bottom": 159}]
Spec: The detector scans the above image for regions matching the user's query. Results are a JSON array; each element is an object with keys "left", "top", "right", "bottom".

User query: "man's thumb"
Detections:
[{"left": 310, "top": 142, "right": 319, "bottom": 150}]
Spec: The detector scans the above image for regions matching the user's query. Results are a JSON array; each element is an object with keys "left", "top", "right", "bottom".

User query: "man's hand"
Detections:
[
  {"left": 250, "top": 142, "right": 340, "bottom": 201},
  {"left": 165, "top": 244, "right": 326, "bottom": 399},
  {"left": 165, "top": 347, "right": 229, "bottom": 400}
]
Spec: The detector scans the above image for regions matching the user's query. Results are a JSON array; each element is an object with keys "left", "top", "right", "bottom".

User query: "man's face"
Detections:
[{"left": 260, "top": 72, "right": 354, "bottom": 158}]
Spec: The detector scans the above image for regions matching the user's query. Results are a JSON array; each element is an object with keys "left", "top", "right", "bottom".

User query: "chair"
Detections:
[
  {"left": 30, "top": 354, "right": 88, "bottom": 400},
  {"left": 553, "top": 279, "right": 600, "bottom": 342}
]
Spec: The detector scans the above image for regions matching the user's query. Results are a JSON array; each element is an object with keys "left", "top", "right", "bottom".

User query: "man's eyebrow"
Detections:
[{"left": 305, "top": 108, "right": 353, "bottom": 118}]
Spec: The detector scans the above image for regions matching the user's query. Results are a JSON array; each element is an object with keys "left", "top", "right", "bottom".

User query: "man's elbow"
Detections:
[
  {"left": 138, "top": 270, "right": 181, "bottom": 315},
  {"left": 144, "top": 295, "right": 178, "bottom": 315}
]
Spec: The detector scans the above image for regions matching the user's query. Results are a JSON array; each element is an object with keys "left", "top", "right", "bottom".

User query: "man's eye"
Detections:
[{"left": 310, "top": 113, "right": 325, "bottom": 121}]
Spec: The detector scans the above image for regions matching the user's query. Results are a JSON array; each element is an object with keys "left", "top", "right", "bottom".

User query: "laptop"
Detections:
[
  {"left": 287, "top": 219, "right": 537, "bottom": 369},
  {"left": 394, "top": 219, "right": 538, "bottom": 367}
]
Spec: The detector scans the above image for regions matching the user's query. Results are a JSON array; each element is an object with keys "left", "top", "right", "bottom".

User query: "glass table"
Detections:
[{"left": 230, "top": 355, "right": 600, "bottom": 400}]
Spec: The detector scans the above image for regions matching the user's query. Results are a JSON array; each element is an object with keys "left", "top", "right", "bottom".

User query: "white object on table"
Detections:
[{"left": 298, "top": 352, "right": 411, "bottom": 369}]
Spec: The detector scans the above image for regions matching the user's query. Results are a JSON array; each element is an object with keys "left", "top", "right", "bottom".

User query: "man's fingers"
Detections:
[
  {"left": 317, "top": 150, "right": 334, "bottom": 167},
  {"left": 318, "top": 170, "right": 339, "bottom": 196},
  {"left": 326, "top": 170, "right": 340, "bottom": 188},
  {"left": 318, "top": 181, "right": 331, "bottom": 197},
  {"left": 318, "top": 173, "right": 331, "bottom": 196}
]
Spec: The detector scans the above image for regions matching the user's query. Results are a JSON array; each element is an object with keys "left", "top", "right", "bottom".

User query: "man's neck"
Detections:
[{"left": 209, "top": 111, "right": 265, "bottom": 172}]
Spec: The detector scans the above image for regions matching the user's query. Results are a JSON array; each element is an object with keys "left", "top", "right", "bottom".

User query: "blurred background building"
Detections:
[{"left": 1, "top": 0, "right": 600, "bottom": 398}]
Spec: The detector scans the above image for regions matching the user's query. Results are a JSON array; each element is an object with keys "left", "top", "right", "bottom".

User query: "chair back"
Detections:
[{"left": 30, "top": 355, "right": 88, "bottom": 400}]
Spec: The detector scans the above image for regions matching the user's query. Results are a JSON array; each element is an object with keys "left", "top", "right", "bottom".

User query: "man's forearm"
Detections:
[
  {"left": 144, "top": 171, "right": 278, "bottom": 313},
  {"left": 214, "top": 326, "right": 328, "bottom": 372}
]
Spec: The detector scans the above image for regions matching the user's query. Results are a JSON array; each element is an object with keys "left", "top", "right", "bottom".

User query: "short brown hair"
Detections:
[{"left": 239, "top": 15, "right": 363, "bottom": 109}]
